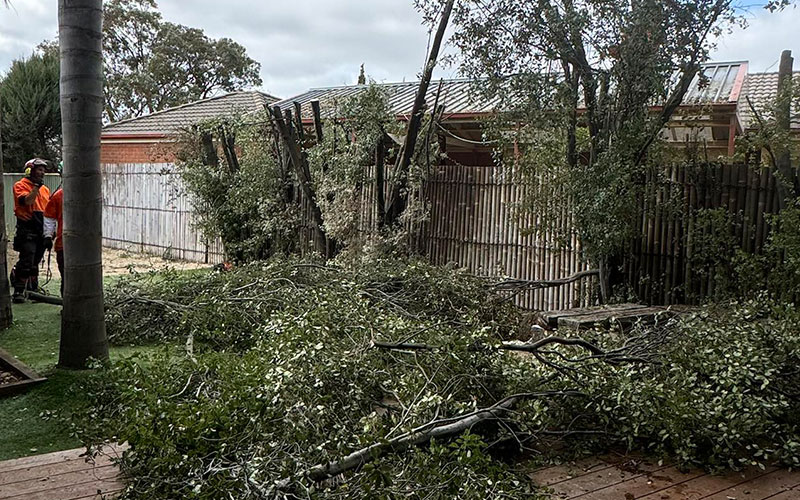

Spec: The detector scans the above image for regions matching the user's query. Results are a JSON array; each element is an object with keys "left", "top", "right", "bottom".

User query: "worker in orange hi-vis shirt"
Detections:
[
  {"left": 10, "top": 158, "right": 51, "bottom": 303},
  {"left": 43, "top": 163, "right": 64, "bottom": 295}
]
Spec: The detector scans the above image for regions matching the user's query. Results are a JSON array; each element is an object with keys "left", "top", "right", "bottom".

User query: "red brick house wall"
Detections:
[{"left": 100, "top": 138, "right": 177, "bottom": 164}]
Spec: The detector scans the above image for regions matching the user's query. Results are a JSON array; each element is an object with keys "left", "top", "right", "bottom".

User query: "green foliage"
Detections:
[
  {"left": 178, "top": 83, "right": 439, "bottom": 261},
  {"left": 85, "top": 259, "right": 528, "bottom": 498},
  {"left": 102, "top": 0, "right": 262, "bottom": 121},
  {"left": 687, "top": 197, "right": 800, "bottom": 301},
  {"left": 503, "top": 299, "right": 800, "bottom": 470},
  {"left": 78, "top": 260, "right": 800, "bottom": 498},
  {"left": 0, "top": 43, "right": 61, "bottom": 171},
  {"left": 416, "top": 0, "right": 751, "bottom": 269},
  {"left": 602, "top": 300, "right": 799, "bottom": 470},
  {"left": 178, "top": 112, "right": 300, "bottom": 262}
]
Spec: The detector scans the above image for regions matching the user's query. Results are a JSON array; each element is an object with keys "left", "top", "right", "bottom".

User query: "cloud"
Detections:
[
  {"left": 0, "top": 0, "right": 57, "bottom": 72},
  {"left": 155, "top": 0, "right": 451, "bottom": 97},
  {"left": 3, "top": 1, "right": 794, "bottom": 107},
  {"left": 1, "top": 0, "right": 455, "bottom": 98},
  {"left": 711, "top": 5, "right": 800, "bottom": 72}
]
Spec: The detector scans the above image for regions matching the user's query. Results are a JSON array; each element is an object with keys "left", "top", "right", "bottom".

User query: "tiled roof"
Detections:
[
  {"left": 102, "top": 91, "right": 280, "bottom": 136},
  {"left": 274, "top": 62, "right": 748, "bottom": 121},
  {"left": 737, "top": 71, "right": 800, "bottom": 130},
  {"left": 273, "top": 79, "right": 500, "bottom": 120}
]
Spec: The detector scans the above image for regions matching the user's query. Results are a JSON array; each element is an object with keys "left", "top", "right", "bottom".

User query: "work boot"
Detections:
[{"left": 12, "top": 292, "right": 26, "bottom": 304}]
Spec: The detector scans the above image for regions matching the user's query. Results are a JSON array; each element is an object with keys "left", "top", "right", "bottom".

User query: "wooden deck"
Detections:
[
  {"left": 0, "top": 445, "right": 125, "bottom": 500},
  {"left": 530, "top": 454, "right": 800, "bottom": 499},
  {"left": 541, "top": 303, "right": 686, "bottom": 330}
]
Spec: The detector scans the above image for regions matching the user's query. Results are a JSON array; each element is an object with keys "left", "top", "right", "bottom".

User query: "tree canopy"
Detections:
[
  {"left": 0, "top": 42, "right": 61, "bottom": 171},
  {"left": 103, "top": 0, "right": 262, "bottom": 122},
  {"left": 416, "top": 0, "right": 790, "bottom": 296}
]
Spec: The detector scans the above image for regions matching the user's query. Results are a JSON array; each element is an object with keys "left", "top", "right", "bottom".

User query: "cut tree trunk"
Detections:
[
  {"left": 270, "top": 105, "right": 330, "bottom": 257},
  {"left": 776, "top": 49, "right": 795, "bottom": 208},
  {"left": 383, "top": 0, "right": 454, "bottom": 228},
  {"left": 58, "top": 0, "right": 110, "bottom": 368}
]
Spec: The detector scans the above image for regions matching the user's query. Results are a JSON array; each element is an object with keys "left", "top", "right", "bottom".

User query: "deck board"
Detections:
[
  {"left": 541, "top": 304, "right": 684, "bottom": 330},
  {"left": 0, "top": 445, "right": 125, "bottom": 500},
  {"left": 705, "top": 471, "right": 800, "bottom": 500},
  {"left": 530, "top": 455, "right": 800, "bottom": 499}
]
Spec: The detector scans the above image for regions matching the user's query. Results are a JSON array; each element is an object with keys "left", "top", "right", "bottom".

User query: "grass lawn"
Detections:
[{"left": 0, "top": 278, "right": 155, "bottom": 461}]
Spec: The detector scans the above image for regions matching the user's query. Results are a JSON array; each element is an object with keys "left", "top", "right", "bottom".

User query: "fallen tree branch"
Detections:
[
  {"left": 491, "top": 269, "right": 599, "bottom": 291},
  {"left": 372, "top": 335, "right": 651, "bottom": 364},
  {"left": 272, "top": 390, "right": 583, "bottom": 490},
  {"left": 26, "top": 292, "right": 62, "bottom": 305},
  {"left": 372, "top": 340, "right": 436, "bottom": 351}
]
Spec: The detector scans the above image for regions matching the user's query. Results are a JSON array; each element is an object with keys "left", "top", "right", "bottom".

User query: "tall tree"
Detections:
[
  {"left": 0, "top": 2, "right": 14, "bottom": 330},
  {"left": 58, "top": 0, "right": 109, "bottom": 368},
  {"left": 103, "top": 0, "right": 262, "bottom": 121},
  {"left": 0, "top": 43, "right": 61, "bottom": 171},
  {"left": 418, "top": 0, "right": 788, "bottom": 298}
]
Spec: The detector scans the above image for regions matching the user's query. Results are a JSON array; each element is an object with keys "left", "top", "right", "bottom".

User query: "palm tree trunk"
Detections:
[
  {"left": 58, "top": 0, "right": 109, "bottom": 368},
  {"left": 0, "top": 94, "right": 13, "bottom": 329}
]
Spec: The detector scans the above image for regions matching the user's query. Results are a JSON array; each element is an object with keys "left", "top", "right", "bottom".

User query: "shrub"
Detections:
[{"left": 81, "top": 261, "right": 800, "bottom": 498}]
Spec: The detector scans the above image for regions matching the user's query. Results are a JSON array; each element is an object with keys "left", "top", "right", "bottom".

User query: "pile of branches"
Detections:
[{"left": 80, "top": 259, "right": 799, "bottom": 499}]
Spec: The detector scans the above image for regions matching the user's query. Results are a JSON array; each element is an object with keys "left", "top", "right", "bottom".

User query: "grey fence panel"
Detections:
[
  {"left": 101, "top": 163, "right": 224, "bottom": 263},
  {"left": 3, "top": 168, "right": 224, "bottom": 264}
]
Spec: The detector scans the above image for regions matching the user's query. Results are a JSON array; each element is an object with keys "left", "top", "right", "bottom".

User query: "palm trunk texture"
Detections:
[
  {"left": 58, "top": 0, "right": 109, "bottom": 368},
  {"left": 0, "top": 95, "right": 13, "bottom": 329}
]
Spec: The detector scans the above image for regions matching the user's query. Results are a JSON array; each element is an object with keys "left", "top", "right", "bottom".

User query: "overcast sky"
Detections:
[{"left": 1, "top": 1, "right": 798, "bottom": 100}]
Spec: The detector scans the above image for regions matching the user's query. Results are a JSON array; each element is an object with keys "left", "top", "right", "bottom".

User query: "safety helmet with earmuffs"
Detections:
[{"left": 24, "top": 158, "right": 48, "bottom": 177}]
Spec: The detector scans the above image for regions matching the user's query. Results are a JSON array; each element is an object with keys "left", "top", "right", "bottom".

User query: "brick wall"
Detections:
[{"left": 100, "top": 141, "right": 177, "bottom": 164}]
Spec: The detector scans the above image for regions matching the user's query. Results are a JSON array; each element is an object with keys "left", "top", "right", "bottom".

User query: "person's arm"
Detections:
[
  {"left": 44, "top": 217, "right": 57, "bottom": 239},
  {"left": 21, "top": 183, "right": 42, "bottom": 206}
]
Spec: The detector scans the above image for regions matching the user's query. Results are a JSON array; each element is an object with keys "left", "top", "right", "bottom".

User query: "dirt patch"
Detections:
[
  {"left": 0, "top": 368, "right": 22, "bottom": 385},
  {"left": 101, "top": 246, "right": 211, "bottom": 275},
  {"left": 7, "top": 243, "right": 211, "bottom": 277}
]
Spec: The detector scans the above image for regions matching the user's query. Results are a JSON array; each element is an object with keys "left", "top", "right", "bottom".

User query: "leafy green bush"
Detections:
[
  {"left": 87, "top": 258, "right": 531, "bottom": 498},
  {"left": 178, "top": 113, "right": 301, "bottom": 263},
  {"left": 83, "top": 261, "right": 799, "bottom": 498},
  {"left": 504, "top": 298, "right": 800, "bottom": 470}
]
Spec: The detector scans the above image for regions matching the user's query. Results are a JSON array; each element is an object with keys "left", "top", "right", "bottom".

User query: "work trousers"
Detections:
[
  {"left": 56, "top": 249, "right": 64, "bottom": 296},
  {"left": 11, "top": 220, "right": 46, "bottom": 294}
]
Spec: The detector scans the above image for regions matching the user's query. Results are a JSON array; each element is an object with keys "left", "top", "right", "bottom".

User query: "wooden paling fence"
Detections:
[
  {"left": 101, "top": 163, "right": 224, "bottom": 263},
  {"left": 336, "top": 162, "right": 792, "bottom": 309},
  {"left": 74, "top": 161, "right": 793, "bottom": 310},
  {"left": 421, "top": 165, "right": 595, "bottom": 310}
]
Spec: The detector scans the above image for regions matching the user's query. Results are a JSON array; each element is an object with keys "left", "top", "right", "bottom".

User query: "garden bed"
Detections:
[{"left": 0, "top": 347, "right": 46, "bottom": 397}]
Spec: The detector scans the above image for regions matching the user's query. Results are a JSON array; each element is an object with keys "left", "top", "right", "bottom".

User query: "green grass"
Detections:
[{"left": 0, "top": 278, "right": 157, "bottom": 461}]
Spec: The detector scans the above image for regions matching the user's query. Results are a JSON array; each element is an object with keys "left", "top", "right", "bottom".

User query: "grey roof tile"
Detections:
[
  {"left": 274, "top": 62, "right": 748, "bottom": 120},
  {"left": 273, "top": 79, "right": 501, "bottom": 120},
  {"left": 102, "top": 91, "right": 279, "bottom": 136},
  {"left": 738, "top": 71, "right": 800, "bottom": 130}
]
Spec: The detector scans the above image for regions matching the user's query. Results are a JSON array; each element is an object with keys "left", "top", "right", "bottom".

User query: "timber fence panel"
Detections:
[{"left": 100, "top": 163, "right": 223, "bottom": 263}]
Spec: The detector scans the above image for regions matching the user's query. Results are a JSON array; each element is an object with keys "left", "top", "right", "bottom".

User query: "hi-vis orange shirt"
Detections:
[
  {"left": 13, "top": 178, "right": 50, "bottom": 220},
  {"left": 44, "top": 188, "right": 64, "bottom": 251}
]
